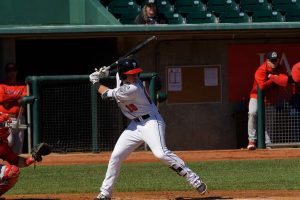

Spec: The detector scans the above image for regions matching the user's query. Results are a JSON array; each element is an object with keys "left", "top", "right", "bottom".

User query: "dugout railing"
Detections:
[
  {"left": 257, "top": 85, "right": 300, "bottom": 148},
  {"left": 23, "top": 73, "right": 163, "bottom": 153}
]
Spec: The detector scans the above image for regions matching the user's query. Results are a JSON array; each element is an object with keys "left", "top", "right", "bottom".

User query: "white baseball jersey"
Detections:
[
  {"left": 99, "top": 73, "right": 204, "bottom": 198},
  {"left": 103, "top": 73, "right": 159, "bottom": 120}
]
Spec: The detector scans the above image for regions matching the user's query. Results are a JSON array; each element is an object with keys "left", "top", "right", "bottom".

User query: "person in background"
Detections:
[
  {"left": 0, "top": 63, "right": 27, "bottom": 154},
  {"left": 287, "top": 61, "right": 300, "bottom": 111},
  {"left": 290, "top": 61, "right": 300, "bottom": 84},
  {"left": 134, "top": 0, "right": 168, "bottom": 24},
  {"left": 247, "top": 51, "right": 289, "bottom": 150}
]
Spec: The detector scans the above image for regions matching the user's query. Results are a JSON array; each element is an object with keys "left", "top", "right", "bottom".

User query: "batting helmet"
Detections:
[{"left": 118, "top": 58, "right": 143, "bottom": 80}]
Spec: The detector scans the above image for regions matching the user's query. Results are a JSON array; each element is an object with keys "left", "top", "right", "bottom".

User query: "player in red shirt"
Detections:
[
  {"left": 0, "top": 113, "right": 39, "bottom": 197},
  {"left": 291, "top": 61, "right": 300, "bottom": 84},
  {"left": 0, "top": 63, "right": 27, "bottom": 154},
  {"left": 247, "top": 51, "right": 289, "bottom": 150}
]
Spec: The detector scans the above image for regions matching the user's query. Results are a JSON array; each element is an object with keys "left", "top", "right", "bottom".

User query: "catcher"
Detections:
[{"left": 0, "top": 113, "right": 52, "bottom": 197}]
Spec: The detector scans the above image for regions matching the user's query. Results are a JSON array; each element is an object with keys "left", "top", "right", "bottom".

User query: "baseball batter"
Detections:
[{"left": 90, "top": 58, "right": 207, "bottom": 200}]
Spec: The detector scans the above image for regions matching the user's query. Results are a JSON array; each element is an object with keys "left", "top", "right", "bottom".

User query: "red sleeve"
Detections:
[
  {"left": 0, "top": 143, "right": 19, "bottom": 165},
  {"left": 269, "top": 74, "right": 288, "bottom": 87},
  {"left": 255, "top": 64, "right": 273, "bottom": 90},
  {"left": 0, "top": 85, "right": 26, "bottom": 102},
  {"left": 0, "top": 85, "right": 4, "bottom": 102}
]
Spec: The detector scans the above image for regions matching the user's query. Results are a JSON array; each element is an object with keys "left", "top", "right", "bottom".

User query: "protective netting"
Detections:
[
  {"left": 265, "top": 93, "right": 300, "bottom": 147},
  {"left": 39, "top": 79, "right": 126, "bottom": 152}
]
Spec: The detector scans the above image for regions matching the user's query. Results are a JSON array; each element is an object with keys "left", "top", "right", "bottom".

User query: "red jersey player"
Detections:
[
  {"left": 247, "top": 51, "right": 289, "bottom": 150},
  {"left": 0, "top": 63, "right": 27, "bottom": 154},
  {"left": 0, "top": 113, "right": 38, "bottom": 197}
]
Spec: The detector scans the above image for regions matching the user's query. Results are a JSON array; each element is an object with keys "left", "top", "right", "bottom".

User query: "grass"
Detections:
[{"left": 7, "top": 159, "right": 300, "bottom": 194}]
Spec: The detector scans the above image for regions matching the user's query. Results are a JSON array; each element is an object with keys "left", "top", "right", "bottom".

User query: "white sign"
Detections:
[
  {"left": 204, "top": 68, "right": 218, "bottom": 86},
  {"left": 168, "top": 68, "right": 182, "bottom": 91}
]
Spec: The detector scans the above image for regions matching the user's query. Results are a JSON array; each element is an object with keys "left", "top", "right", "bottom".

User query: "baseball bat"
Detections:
[{"left": 102, "top": 36, "right": 157, "bottom": 71}]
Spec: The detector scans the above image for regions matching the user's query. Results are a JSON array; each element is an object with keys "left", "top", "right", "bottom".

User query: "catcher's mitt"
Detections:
[{"left": 31, "top": 143, "right": 52, "bottom": 162}]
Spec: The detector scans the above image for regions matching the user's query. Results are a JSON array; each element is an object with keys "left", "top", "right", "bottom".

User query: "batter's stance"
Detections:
[{"left": 90, "top": 58, "right": 207, "bottom": 200}]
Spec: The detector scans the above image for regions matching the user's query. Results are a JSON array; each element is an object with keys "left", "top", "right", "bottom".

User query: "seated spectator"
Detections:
[
  {"left": 135, "top": 0, "right": 168, "bottom": 24},
  {"left": 247, "top": 51, "right": 289, "bottom": 150}
]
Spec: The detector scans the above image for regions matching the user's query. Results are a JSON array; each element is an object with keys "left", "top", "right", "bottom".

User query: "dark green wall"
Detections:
[{"left": 0, "top": 0, "right": 119, "bottom": 25}]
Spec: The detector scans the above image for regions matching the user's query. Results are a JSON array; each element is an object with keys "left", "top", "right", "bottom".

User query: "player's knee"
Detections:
[
  {"left": 110, "top": 152, "right": 126, "bottom": 165},
  {"left": 153, "top": 147, "right": 172, "bottom": 160},
  {"left": 152, "top": 151, "right": 166, "bottom": 160},
  {"left": 1, "top": 165, "right": 20, "bottom": 180},
  {"left": 0, "top": 165, "right": 19, "bottom": 197}
]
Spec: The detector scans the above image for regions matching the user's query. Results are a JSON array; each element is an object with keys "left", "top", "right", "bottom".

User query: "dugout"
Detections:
[{"left": 1, "top": 0, "right": 300, "bottom": 151}]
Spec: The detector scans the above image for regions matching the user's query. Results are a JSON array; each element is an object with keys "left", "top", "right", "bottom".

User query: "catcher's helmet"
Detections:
[{"left": 118, "top": 58, "right": 143, "bottom": 80}]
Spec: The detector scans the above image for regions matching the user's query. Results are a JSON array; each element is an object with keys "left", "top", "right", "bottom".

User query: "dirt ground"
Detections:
[{"left": 4, "top": 148, "right": 300, "bottom": 200}]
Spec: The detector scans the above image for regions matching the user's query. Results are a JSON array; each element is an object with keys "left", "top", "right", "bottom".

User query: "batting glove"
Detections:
[
  {"left": 98, "top": 66, "right": 110, "bottom": 78},
  {"left": 89, "top": 71, "right": 100, "bottom": 84}
]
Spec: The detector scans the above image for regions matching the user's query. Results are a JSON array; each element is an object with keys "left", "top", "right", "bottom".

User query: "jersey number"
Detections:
[{"left": 126, "top": 104, "right": 138, "bottom": 112}]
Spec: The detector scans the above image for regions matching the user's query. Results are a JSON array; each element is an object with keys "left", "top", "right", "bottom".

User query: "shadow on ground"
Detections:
[
  {"left": 11, "top": 198, "right": 59, "bottom": 200},
  {"left": 176, "top": 196, "right": 233, "bottom": 200}
]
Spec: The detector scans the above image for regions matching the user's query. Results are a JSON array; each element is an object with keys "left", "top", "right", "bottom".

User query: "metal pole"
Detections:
[
  {"left": 31, "top": 77, "right": 41, "bottom": 147},
  {"left": 149, "top": 74, "right": 158, "bottom": 105},
  {"left": 91, "top": 85, "right": 99, "bottom": 152},
  {"left": 26, "top": 84, "right": 32, "bottom": 153},
  {"left": 257, "top": 86, "right": 266, "bottom": 149}
]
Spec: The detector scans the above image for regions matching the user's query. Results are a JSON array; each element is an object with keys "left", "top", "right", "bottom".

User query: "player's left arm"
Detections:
[
  {"left": 2, "top": 144, "right": 35, "bottom": 168},
  {"left": 268, "top": 74, "right": 288, "bottom": 87},
  {"left": 0, "top": 85, "right": 25, "bottom": 103},
  {"left": 268, "top": 66, "right": 289, "bottom": 87}
]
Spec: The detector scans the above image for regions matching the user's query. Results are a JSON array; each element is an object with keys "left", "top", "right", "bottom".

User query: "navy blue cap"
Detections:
[{"left": 267, "top": 51, "right": 278, "bottom": 61}]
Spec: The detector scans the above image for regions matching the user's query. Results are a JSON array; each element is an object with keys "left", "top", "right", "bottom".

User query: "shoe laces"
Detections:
[
  {"left": 186, "top": 171, "right": 202, "bottom": 188},
  {"left": 95, "top": 193, "right": 110, "bottom": 200}
]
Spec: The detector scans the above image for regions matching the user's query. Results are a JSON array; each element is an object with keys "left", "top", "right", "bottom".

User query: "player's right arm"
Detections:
[
  {"left": 0, "top": 85, "right": 26, "bottom": 103},
  {"left": 98, "top": 85, "right": 110, "bottom": 95},
  {"left": 255, "top": 65, "right": 273, "bottom": 90}
]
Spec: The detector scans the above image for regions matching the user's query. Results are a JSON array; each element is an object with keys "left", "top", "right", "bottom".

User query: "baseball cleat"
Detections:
[
  {"left": 94, "top": 193, "right": 111, "bottom": 200},
  {"left": 196, "top": 182, "right": 207, "bottom": 195},
  {"left": 186, "top": 172, "right": 207, "bottom": 195},
  {"left": 247, "top": 140, "right": 256, "bottom": 150}
]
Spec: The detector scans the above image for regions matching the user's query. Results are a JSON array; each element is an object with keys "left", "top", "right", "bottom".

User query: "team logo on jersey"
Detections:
[{"left": 118, "top": 85, "right": 131, "bottom": 94}]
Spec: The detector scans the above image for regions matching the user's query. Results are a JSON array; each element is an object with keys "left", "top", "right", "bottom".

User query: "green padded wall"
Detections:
[{"left": 0, "top": 0, "right": 120, "bottom": 25}]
